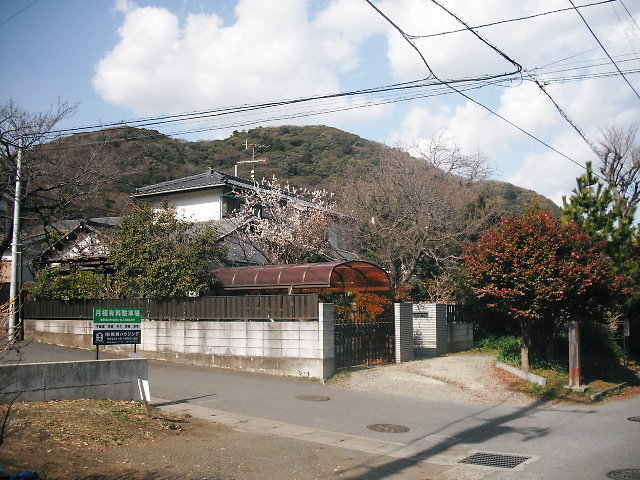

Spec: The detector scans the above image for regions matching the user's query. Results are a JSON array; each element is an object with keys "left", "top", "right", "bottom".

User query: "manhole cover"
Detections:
[
  {"left": 367, "top": 424, "right": 410, "bottom": 433},
  {"left": 459, "top": 452, "right": 530, "bottom": 469},
  {"left": 607, "top": 469, "right": 640, "bottom": 480},
  {"left": 294, "top": 395, "right": 330, "bottom": 401},
  {"left": 628, "top": 416, "right": 640, "bottom": 422}
]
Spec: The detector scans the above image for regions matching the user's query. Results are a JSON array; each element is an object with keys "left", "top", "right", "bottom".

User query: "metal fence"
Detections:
[
  {"left": 23, "top": 294, "right": 319, "bottom": 321},
  {"left": 334, "top": 316, "right": 395, "bottom": 368},
  {"left": 446, "top": 304, "right": 474, "bottom": 324}
]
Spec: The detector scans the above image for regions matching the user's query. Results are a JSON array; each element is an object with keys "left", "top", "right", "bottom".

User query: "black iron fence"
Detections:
[
  {"left": 446, "top": 304, "right": 474, "bottom": 323},
  {"left": 23, "top": 294, "right": 319, "bottom": 321},
  {"left": 334, "top": 316, "right": 395, "bottom": 368}
]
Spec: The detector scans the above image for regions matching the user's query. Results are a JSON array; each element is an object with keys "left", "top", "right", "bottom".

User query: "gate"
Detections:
[{"left": 334, "top": 313, "right": 395, "bottom": 368}]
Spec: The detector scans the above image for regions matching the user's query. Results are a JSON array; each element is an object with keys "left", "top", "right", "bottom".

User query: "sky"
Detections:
[{"left": 1, "top": 0, "right": 639, "bottom": 205}]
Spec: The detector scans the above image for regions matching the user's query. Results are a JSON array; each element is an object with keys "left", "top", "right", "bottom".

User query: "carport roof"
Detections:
[{"left": 212, "top": 261, "right": 390, "bottom": 293}]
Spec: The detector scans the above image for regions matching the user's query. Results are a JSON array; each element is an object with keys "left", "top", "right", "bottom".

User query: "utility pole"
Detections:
[{"left": 8, "top": 137, "right": 23, "bottom": 340}]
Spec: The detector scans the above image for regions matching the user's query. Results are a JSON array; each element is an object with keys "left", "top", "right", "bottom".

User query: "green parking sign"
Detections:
[{"left": 93, "top": 307, "right": 142, "bottom": 345}]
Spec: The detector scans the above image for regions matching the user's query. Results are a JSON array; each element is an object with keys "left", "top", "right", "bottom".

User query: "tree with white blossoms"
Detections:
[{"left": 228, "top": 177, "right": 341, "bottom": 265}]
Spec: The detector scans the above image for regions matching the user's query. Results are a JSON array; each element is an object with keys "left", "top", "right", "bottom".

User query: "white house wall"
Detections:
[{"left": 150, "top": 190, "right": 223, "bottom": 222}]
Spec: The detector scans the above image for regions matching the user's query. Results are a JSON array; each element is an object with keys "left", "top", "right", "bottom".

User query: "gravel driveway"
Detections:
[{"left": 331, "top": 353, "right": 536, "bottom": 407}]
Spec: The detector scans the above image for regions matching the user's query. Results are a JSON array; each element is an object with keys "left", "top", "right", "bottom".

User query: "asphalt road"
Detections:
[{"left": 9, "top": 341, "right": 640, "bottom": 480}]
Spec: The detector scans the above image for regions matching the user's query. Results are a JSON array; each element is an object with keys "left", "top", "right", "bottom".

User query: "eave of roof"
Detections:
[{"left": 132, "top": 169, "right": 257, "bottom": 198}]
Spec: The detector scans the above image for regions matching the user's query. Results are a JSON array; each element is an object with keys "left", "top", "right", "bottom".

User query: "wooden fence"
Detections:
[{"left": 23, "top": 294, "right": 319, "bottom": 321}]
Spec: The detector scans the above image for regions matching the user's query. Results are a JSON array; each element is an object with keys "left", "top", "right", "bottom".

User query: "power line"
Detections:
[
  {"left": 407, "top": 0, "right": 615, "bottom": 39},
  {"left": 39, "top": 78, "right": 507, "bottom": 151},
  {"left": 363, "top": 0, "right": 597, "bottom": 176},
  {"left": 568, "top": 0, "right": 640, "bottom": 101},
  {"left": 611, "top": 1, "right": 640, "bottom": 69},
  {"left": 619, "top": 0, "right": 640, "bottom": 34},
  {"left": 0, "top": 0, "right": 40, "bottom": 27},
  {"left": 49, "top": 72, "right": 521, "bottom": 136}
]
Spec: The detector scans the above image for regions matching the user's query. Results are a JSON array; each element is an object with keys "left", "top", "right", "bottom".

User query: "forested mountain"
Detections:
[{"left": 43, "top": 124, "right": 559, "bottom": 219}]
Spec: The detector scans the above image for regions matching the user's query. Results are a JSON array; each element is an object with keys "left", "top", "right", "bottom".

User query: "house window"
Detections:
[{"left": 222, "top": 194, "right": 243, "bottom": 217}]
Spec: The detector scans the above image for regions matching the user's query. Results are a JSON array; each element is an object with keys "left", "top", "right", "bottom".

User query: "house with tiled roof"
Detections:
[{"left": 132, "top": 167, "right": 316, "bottom": 222}]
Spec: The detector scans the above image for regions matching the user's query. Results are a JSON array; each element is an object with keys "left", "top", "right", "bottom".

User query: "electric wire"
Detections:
[
  {"left": 0, "top": 0, "right": 40, "bottom": 27},
  {"left": 364, "top": 0, "right": 597, "bottom": 175},
  {"left": 568, "top": 0, "right": 640, "bottom": 101},
  {"left": 619, "top": 0, "right": 640, "bottom": 34},
  {"left": 611, "top": 2, "right": 640, "bottom": 69},
  {"left": 12, "top": 0, "right": 638, "bottom": 172},
  {"left": 38, "top": 78, "right": 507, "bottom": 151},
  {"left": 30, "top": 52, "right": 640, "bottom": 152},
  {"left": 49, "top": 75, "right": 517, "bottom": 135},
  {"left": 407, "top": 0, "right": 615, "bottom": 39}
]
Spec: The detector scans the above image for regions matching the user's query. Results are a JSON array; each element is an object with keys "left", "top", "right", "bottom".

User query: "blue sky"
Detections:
[{"left": 1, "top": 0, "right": 639, "bottom": 205}]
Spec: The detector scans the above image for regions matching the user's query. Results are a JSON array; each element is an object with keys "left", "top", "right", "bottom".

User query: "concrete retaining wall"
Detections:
[
  {"left": 0, "top": 358, "right": 147, "bottom": 403},
  {"left": 26, "top": 304, "right": 335, "bottom": 379}
]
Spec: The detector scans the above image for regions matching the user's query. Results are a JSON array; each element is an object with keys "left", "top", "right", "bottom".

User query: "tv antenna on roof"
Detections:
[{"left": 235, "top": 140, "right": 269, "bottom": 179}]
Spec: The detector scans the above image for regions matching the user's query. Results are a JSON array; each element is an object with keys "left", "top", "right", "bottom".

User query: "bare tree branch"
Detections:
[
  {"left": 336, "top": 142, "right": 496, "bottom": 291},
  {"left": 597, "top": 121, "right": 640, "bottom": 217}
]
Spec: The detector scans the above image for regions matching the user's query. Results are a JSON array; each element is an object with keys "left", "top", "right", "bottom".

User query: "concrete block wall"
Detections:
[
  {"left": 26, "top": 306, "right": 336, "bottom": 379},
  {"left": 0, "top": 358, "right": 147, "bottom": 403},
  {"left": 413, "top": 303, "right": 448, "bottom": 358}
]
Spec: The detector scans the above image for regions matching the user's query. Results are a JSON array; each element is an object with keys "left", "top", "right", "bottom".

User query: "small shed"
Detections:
[{"left": 212, "top": 261, "right": 390, "bottom": 294}]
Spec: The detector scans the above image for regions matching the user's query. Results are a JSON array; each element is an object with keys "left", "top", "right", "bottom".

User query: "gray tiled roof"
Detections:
[{"left": 132, "top": 168, "right": 256, "bottom": 197}]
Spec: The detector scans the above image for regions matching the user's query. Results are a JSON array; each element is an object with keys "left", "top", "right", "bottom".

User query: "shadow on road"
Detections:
[
  {"left": 329, "top": 398, "right": 595, "bottom": 480},
  {"left": 152, "top": 393, "right": 217, "bottom": 407}
]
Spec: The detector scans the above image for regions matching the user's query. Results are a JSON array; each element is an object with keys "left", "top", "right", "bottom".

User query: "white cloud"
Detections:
[
  {"left": 93, "top": 0, "right": 640, "bottom": 202},
  {"left": 112, "top": 0, "right": 137, "bottom": 14},
  {"left": 508, "top": 133, "right": 593, "bottom": 206},
  {"left": 94, "top": 0, "right": 356, "bottom": 115}
]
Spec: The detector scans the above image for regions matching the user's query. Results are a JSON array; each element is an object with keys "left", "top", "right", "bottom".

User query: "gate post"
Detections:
[
  {"left": 319, "top": 303, "right": 335, "bottom": 379},
  {"left": 395, "top": 303, "right": 414, "bottom": 363}
]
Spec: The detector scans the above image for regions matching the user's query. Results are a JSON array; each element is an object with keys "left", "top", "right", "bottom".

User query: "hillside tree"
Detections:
[{"left": 336, "top": 144, "right": 495, "bottom": 292}]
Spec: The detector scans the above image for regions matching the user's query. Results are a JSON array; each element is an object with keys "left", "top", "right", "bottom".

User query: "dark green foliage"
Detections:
[
  {"left": 476, "top": 335, "right": 522, "bottom": 365},
  {"left": 30, "top": 268, "right": 110, "bottom": 300},
  {"left": 561, "top": 161, "right": 638, "bottom": 309},
  {"left": 110, "top": 203, "right": 226, "bottom": 298}
]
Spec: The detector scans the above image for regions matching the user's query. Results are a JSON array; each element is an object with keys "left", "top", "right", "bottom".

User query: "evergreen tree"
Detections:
[
  {"left": 561, "top": 162, "right": 638, "bottom": 311},
  {"left": 110, "top": 203, "right": 226, "bottom": 298}
]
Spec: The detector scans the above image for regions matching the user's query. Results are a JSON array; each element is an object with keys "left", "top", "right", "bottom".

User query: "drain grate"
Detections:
[
  {"left": 628, "top": 416, "right": 640, "bottom": 422},
  {"left": 367, "top": 423, "right": 410, "bottom": 433},
  {"left": 607, "top": 469, "right": 640, "bottom": 480},
  {"left": 459, "top": 452, "right": 530, "bottom": 469},
  {"left": 294, "top": 395, "right": 330, "bottom": 402}
]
